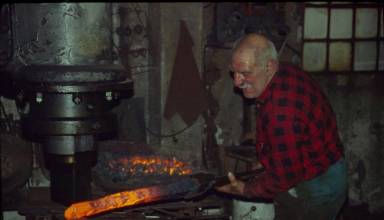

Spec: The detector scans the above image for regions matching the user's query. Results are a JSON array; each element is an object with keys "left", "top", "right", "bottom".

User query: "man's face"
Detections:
[{"left": 230, "top": 50, "right": 271, "bottom": 99}]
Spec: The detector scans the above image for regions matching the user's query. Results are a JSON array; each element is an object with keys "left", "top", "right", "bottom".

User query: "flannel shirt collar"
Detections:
[{"left": 255, "top": 66, "right": 281, "bottom": 107}]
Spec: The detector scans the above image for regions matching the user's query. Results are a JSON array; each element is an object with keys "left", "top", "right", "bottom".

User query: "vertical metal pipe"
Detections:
[{"left": 13, "top": 3, "right": 114, "bottom": 66}]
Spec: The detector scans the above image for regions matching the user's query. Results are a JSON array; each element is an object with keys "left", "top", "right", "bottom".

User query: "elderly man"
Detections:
[{"left": 216, "top": 33, "right": 347, "bottom": 220}]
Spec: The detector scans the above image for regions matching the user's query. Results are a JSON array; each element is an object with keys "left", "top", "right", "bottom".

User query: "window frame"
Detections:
[{"left": 301, "top": 2, "right": 383, "bottom": 74}]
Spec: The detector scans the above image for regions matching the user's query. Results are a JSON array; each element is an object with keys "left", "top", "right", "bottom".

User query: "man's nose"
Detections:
[{"left": 233, "top": 73, "right": 244, "bottom": 86}]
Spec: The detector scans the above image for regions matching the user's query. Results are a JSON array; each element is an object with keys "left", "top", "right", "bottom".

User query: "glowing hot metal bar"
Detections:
[
  {"left": 64, "top": 170, "right": 261, "bottom": 219},
  {"left": 64, "top": 178, "right": 199, "bottom": 220}
]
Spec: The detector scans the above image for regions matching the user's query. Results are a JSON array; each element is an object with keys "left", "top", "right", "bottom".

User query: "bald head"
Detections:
[
  {"left": 232, "top": 33, "right": 278, "bottom": 68},
  {"left": 233, "top": 33, "right": 270, "bottom": 51}
]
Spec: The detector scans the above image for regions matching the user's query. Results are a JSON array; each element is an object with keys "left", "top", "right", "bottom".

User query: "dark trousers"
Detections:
[{"left": 274, "top": 158, "right": 347, "bottom": 220}]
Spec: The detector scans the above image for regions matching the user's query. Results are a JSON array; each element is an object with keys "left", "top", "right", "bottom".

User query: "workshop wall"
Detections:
[
  {"left": 146, "top": 3, "right": 206, "bottom": 169},
  {"left": 315, "top": 74, "right": 384, "bottom": 213}
]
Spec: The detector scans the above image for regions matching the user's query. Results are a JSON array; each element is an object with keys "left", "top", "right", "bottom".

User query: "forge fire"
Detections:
[{"left": 108, "top": 156, "right": 193, "bottom": 176}]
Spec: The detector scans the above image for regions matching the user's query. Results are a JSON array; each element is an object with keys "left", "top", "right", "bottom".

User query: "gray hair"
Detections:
[
  {"left": 232, "top": 35, "right": 279, "bottom": 68},
  {"left": 258, "top": 40, "right": 278, "bottom": 67}
]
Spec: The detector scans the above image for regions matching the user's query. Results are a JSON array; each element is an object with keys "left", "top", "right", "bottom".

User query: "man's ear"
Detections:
[{"left": 266, "top": 59, "right": 278, "bottom": 75}]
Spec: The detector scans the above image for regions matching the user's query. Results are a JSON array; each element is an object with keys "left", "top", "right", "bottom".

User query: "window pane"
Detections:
[
  {"left": 356, "top": 8, "right": 378, "bottom": 38},
  {"left": 329, "top": 42, "right": 351, "bottom": 71},
  {"left": 303, "top": 42, "right": 327, "bottom": 72},
  {"left": 379, "top": 42, "right": 384, "bottom": 71},
  {"left": 304, "top": 8, "right": 328, "bottom": 39},
  {"left": 354, "top": 41, "right": 377, "bottom": 71},
  {"left": 330, "top": 9, "right": 353, "bottom": 39}
]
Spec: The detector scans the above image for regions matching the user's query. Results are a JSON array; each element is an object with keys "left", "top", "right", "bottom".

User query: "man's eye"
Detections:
[{"left": 241, "top": 72, "right": 252, "bottom": 76}]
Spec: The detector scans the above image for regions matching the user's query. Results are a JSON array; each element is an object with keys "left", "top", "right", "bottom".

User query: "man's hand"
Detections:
[{"left": 215, "top": 172, "right": 245, "bottom": 196}]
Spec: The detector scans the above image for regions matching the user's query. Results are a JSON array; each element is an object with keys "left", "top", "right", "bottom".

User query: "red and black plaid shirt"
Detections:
[{"left": 244, "top": 64, "right": 344, "bottom": 199}]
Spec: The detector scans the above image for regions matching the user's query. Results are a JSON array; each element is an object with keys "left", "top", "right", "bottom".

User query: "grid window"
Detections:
[{"left": 302, "top": 2, "right": 383, "bottom": 73}]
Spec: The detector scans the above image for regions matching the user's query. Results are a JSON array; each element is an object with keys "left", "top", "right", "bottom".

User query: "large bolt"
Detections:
[
  {"left": 105, "top": 91, "right": 113, "bottom": 101},
  {"left": 36, "top": 92, "right": 43, "bottom": 103},
  {"left": 72, "top": 94, "right": 82, "bottom": 105}
]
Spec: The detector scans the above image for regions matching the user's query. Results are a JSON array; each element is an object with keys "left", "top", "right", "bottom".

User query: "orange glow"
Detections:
[
  {"left": 64, "top": 187, "right": 162, "bottom": 220},
  {"left": 108, "top": 156, "right": 192, "bottom": 176}
]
